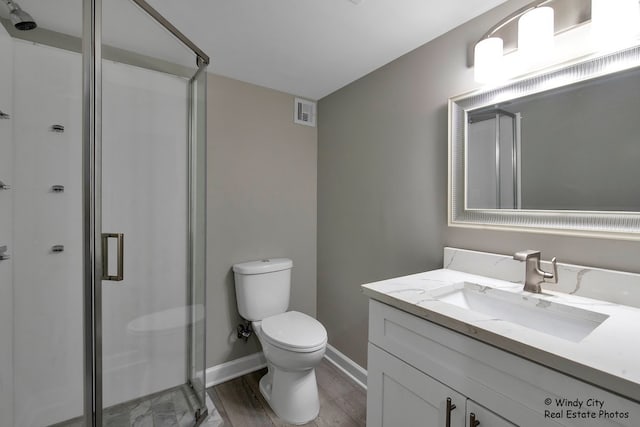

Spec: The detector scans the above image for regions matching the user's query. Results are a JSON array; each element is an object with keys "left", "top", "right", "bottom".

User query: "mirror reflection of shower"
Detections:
[
  {"left": 2, "top": 0, "right": 36, "bottom": 31},
  {"left": 467, "top": 108, "right": 522, "bottom": 209}
]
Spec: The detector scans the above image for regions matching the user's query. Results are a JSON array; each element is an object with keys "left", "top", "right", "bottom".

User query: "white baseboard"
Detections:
[
  {"left": 205, "top": 345, "right": 368, "bottom": 391},
  {"left": 324, "top": 344, "right": 367, "bottom": 390},
  {"left": 205, "top": 352, "right": 267, "bottom": 388}
]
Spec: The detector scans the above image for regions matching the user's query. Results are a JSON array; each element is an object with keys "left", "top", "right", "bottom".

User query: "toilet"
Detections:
[{"left": 233, "top": 258, "right": 327, "bottom": 425}]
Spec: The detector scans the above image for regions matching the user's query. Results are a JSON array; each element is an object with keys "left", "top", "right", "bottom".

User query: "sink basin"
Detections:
[{"left": 430, "top": 282, "right": 609, "bottom": 342}]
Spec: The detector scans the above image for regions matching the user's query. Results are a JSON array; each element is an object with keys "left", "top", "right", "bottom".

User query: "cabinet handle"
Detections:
[
  {"left": 445, "top": 397, "right": 457, "bottom": 427},
  {"left": 470, "top": 412, "right": 480, "bottom": 427}
]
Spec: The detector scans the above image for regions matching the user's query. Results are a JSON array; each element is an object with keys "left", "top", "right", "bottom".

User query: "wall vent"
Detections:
[{"left": 294, "top": 98, "right": 316, "bottom": 127}]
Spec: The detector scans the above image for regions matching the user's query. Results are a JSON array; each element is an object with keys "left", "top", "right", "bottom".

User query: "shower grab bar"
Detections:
[{"left": 101, "top": 233, "right": 124, "bottom": 281}]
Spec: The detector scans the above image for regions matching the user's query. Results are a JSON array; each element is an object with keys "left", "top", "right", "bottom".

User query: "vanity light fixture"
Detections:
[
  {"left": 473, "top": 0, "right": 640, "bottom": 84},
  {"left": 473, "top": 1, "right": 557, "bottom": 84}
]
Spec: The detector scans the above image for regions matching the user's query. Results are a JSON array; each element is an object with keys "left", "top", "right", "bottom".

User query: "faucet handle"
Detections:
[
  {"left": 513, "top": 249, "right": 541, "bottom": 261},
  {"left": 514, "top": 250, "right": 558, "bottom": 292},
  {"left": 545, "top": 256, "right": 558, "bottom": 284}
]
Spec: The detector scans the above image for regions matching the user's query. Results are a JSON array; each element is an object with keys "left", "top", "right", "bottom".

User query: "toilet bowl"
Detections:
[
  {"left": 253, "top": 312, "right": 327, "bottom": 424},
  {"left": 233, "top": 258, "right": 328, "bottom": 425}
]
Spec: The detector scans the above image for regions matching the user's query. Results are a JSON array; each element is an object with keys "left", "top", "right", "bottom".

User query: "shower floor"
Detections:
[{"left": 53, "top": 383, "right": 213, "bottom": 427}]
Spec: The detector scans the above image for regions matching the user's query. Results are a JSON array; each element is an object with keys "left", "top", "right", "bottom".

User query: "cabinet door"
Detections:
[
  {"left": 467, "top": 400, "right": 517, "bottom": 427},
  {"left": 368, "top": 343, "right": 465, "bottom": 427}
]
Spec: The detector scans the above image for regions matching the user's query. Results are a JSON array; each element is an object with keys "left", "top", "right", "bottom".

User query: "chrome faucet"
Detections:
[{"left": 513, "top": 250, "right": 557, "bottom": 293}]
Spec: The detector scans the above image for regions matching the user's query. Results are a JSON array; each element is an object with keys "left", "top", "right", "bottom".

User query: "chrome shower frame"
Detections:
[{"left": 82, "top": 1, "right": 209, "bottom": 425}]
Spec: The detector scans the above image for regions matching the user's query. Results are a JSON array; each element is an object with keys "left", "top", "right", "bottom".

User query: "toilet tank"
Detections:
[{"left": 232, "top": 258, "right": 293, "bottom": 321}]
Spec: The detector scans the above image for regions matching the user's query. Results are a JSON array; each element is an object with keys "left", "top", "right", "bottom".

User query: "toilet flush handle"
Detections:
[{"left": 237, "top": 321, "right": 253, "bottom": 342}]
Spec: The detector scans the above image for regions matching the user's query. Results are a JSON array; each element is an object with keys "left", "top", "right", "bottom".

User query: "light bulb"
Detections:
[
  {"left": 474, "top": 37, "right": 504, "bottom": 84},
  {"left": 518, "top": 7, "right": 555, "bottom": 64}
]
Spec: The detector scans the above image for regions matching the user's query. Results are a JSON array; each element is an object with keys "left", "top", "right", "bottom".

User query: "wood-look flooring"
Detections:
[{"left": 208, "top": 360, "right": 366, "bottom": 427}]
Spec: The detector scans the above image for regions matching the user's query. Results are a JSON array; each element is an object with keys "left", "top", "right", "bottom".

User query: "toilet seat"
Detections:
[{"left": 261, "top": 311, "right": 327, "bottom": 352}]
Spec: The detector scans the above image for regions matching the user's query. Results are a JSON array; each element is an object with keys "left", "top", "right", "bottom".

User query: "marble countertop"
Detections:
[{"left": 362, "top": 268, "right": 640, "bottom": 403}]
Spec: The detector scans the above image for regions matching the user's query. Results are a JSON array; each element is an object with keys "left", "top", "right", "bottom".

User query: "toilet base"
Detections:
[{"left": 259, "top": 364, "right": 320, "bottom": 425}]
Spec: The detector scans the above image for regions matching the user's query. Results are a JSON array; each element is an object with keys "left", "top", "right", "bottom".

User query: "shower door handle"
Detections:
[{"left": 101, "top": 233, "right": 124, "bottom": 281}]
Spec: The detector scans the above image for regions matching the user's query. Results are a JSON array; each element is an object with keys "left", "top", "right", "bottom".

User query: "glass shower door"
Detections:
[{"left": 96, "top": 0, "right": 208, "bottom": 425}]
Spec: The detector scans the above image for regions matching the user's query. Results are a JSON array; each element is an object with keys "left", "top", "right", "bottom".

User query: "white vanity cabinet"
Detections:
[
  {"left": 368, "top": 343, "right": 515, "bottom": 427},
  {"left": 367, "top": 343, "right": 465, "bottom": 427},
  {"left": 366, "top": 299, "right": 637, "bottom": 427}
]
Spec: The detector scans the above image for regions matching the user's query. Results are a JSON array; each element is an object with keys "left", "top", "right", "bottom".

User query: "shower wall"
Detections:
[
  {"left": 6, "top": 38, "right": 190, "bottom": 426},
  {"left": 12, "top": 40, "right": 84, "bottom": 427},
  {"left": 0, "top": 22, "right": 14, "bottom": 427}
]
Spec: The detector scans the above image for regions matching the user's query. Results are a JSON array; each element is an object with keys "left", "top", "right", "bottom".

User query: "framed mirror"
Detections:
[{"left": 449, "top": 45, "right": 640, "bottom": 239}]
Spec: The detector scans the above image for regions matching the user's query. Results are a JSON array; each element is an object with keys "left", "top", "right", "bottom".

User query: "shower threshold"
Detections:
[{"left": 50, "top": 383, "right": 203, "bottom": 427}]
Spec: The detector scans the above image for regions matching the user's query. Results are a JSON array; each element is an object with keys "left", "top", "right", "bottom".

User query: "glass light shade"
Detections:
[
  {"left": 474, "top": 37, "right": 504, "bottom": 84},
  {"left": 591, "top": 0, "right": 640, "bottom": 49},
  {"left": 518, "top": 7, "right": 555, "bottom": 61}
]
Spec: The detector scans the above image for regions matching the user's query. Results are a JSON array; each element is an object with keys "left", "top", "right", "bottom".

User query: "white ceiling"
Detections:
[
  {"left": 2, "top": 0, "right": 509, "bottom": 99},
  {"left": 147, "top": 0, "right": 508, "bottom": 99}
]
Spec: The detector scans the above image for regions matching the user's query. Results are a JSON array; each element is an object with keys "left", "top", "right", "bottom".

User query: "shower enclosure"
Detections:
[
  {"left": 466, "top": 108, "right": 521, "bottom": 210},
  {"left": 0, "top": 0, "right": 208, "bottom": 425}
]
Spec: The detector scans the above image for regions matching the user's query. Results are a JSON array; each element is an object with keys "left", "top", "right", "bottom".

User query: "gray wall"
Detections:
[
  {"left": 207, "top": 73, "right": 317, "bottom": 367},
  {"left": 516, "top": 70, "right": 640, "bottom": 210},
  {"left": 317, "top": 0, "right": 640, "bottom": 369}
]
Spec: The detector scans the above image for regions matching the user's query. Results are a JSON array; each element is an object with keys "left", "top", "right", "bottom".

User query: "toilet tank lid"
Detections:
[{"left": 232, "top": 258, "right": 293, "bottom": 275}]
